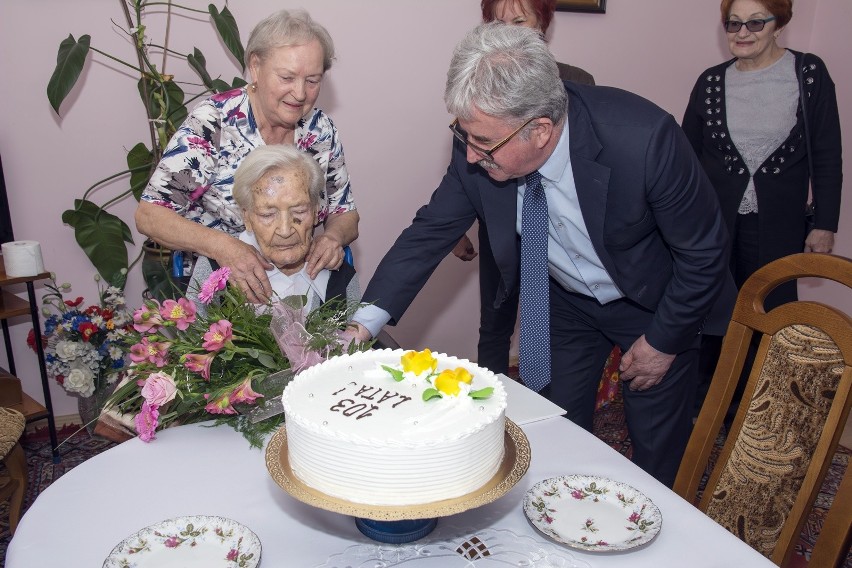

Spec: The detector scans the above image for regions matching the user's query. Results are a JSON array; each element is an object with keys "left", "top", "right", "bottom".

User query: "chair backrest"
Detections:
[{"left": 673, "top": 253, "right": 852, "bottom": 566}]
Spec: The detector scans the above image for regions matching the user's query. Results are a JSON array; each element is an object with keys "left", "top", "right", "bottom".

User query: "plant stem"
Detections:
[
  {"left": 121, "top": 0, "right": 159, "bottom": 165},
  {"left": 88, "top": 47, "right": 143, "bottom": 74},
  {"left": 161, "top": 0, "right": 172, "bottom": 74}
]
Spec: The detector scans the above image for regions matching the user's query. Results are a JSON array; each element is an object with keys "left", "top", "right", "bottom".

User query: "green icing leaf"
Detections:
[
  {"left": 381, "top": 365, "right": 405, "bottom": 382},
  {"left": 469, "top": 387, "right": 494, "bottom": 399},
  {"left": 422, "top": 388, "right": 442, "bottom": 401}
]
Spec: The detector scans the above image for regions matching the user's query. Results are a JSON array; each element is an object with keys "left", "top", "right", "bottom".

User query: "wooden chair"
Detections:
[
  {"left": 0, "top": 407, "right": 27, "bottom": 535},
  {"left": 673, "top": 253, "right": 852, "bottom": 567}
]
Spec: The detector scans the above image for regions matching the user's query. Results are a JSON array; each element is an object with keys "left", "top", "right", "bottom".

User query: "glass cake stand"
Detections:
[{"left": 265, "top": 419, "right": 531, "bottom": 543}]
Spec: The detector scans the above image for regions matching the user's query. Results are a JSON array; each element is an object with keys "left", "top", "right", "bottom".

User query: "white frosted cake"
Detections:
[{"left": 281, "top": 348, "right": 508, "bottom": 506}]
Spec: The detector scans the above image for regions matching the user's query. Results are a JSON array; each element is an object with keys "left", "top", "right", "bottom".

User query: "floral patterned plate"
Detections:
[
  {"left": 523, "top": 475, "right": 662, "bottom": 552},
  {"left": 102, "top": 515, "right": 261, "bottom": 567}
]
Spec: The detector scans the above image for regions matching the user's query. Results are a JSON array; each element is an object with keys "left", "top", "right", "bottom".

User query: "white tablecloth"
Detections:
[{"left": 7, "top": 418, "right": 774, "bottom": 567}]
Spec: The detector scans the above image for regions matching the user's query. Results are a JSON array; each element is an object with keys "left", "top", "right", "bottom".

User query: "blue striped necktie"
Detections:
[{"left": 519, "top": 170, "right": 551, "bottom": 391}]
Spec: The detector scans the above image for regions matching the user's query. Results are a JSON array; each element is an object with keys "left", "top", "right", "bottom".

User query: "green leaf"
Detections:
[
  {"left": 127, "top": 142, "right": 154, "bottom": 201},
  {"left": 381, "top": 365, "right": 405, "bottom": 382},
  {"left": 209, "top": 4, "right": 245, "bottom": 72},
  {"left": 47, "top": 34, "right": 91, "bottom": 114},
  {"left": 187, "top": 48, "right": 215, "bottom": 91},
  {"left": 469, "top": 387, "right": 494, "bottom": 399},
  {"left": 231, "top": 76, "right": 248, "bottom": 89},
  {"left": 61, "top": 199, "right": 131, "bottom": 287},
  {"left": 257, "top": 353, "right": 276, "bottom": 369},
  {"left": 422, "top": 388, "right": 442, "bottom": 401},
  {"left": 281, "top": 294, "right": 307, "bottom": 310},
  {"left": 245, "top": 348, "right": 259, "bottom": 359},
  {"left": 210, "top": 79, "right": 231, "bottom": 94}
]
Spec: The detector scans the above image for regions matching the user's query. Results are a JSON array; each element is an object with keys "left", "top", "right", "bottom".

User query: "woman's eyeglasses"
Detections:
[
  {"left": 449, "top": 116, "right": 538, "bottom": 160},
  {"left": 723, "top": 16, "right": 776, "bottom": 33}
]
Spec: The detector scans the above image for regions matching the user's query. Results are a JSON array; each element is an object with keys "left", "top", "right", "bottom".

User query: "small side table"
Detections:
[{"left": 0, "top": 260, "right": 58, "bottom": 462}]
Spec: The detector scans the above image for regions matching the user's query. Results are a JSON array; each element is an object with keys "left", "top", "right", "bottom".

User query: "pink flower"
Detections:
[
  {"left": 159, "top": 298, "right": 197, "bottom": 331},
  {"left": 204, "top": 394, "right": 236, "bottom": 415},
  {"left": 183, "top": 352, "right": 215, "bottom": 380},
  {"left": 140, "top": 372, "right": 177, "bottom": 407},
  {"left": 203, "top": 320, "right": 233, "bottom": 351},
  {"left": 132, "top": 303, "right": 164, "bottom": 333},
  {"left": 198, "top": 267, "right": 231, "bottom": 304},
  {"left": 129, "top": 337, "right": 171, "bottom": 367},
  {"left": 226, "top": 549, "right": 238, "bottom": 561},
  {"left": 229, "top": 377, "right": 264, "bottom": 405},
  {"left": 134, "top": 401, "right": 159, "bottom": 442},
  {"left": 164, "top": 537, "right": 181, "bottom": 548}
]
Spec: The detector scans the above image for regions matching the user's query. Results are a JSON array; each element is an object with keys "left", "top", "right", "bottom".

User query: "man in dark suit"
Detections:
[{"left": 352, "top": 23, "right": 734, "bottom": 487}]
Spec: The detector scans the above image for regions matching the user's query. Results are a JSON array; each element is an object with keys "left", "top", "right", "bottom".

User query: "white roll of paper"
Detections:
[{"left": 1, "top": 240, "right": 45, "bottom": 277}]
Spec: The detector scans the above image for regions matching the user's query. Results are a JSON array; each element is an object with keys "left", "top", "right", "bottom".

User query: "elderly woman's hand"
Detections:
[
  {"left": 306, "top": 233, "right": 345, "bottom": 279},
  {"left": 805, "top": 229, "right": 834, "bottom": 254},
  {"left": 213, "top": 238, "right": 274, "bottom": 304}
]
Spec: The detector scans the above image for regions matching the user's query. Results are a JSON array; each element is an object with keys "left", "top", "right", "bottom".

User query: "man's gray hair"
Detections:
[
  {"left": 444, "top": 23, "right": 567, "bottom": 125},
  {"left": 233, "top": 145, "right": 324, "bottom": 212},
  {"left": 245, "top": 9, "right": 335, "bottom": 71}
]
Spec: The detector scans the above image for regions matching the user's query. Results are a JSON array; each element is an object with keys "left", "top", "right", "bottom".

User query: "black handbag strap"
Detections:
[{"left": 798, "top": 53, "right": 815, "bottom": 202}]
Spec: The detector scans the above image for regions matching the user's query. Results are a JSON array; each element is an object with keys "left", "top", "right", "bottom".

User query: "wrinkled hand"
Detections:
[
  {"left": 335, "top": 326, "right": 359, "bottom": 353},
  {"left": 213, "top": 238, "right": 273, "bottom": 304},
  {"left": 452, "top": 234, "right": 478, "bottom": 261},
  {"left": 619, "top": 335, "right": 676, "bottom": 391},
  {"left": 306, "top": 234, "right": 345, "bottom": 279},
  {"left": 804, "top": 229, "right": 834, "bottom": 254},
  {"left": 348, "top": 322, "right": 373, "bottom": 343}
]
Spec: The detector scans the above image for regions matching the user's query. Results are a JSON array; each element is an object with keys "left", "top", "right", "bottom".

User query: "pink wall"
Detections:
[{"left": 0, "top": 1, "right": 848, "bottom": 416}]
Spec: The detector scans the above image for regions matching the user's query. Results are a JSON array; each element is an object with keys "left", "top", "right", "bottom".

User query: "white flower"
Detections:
[
  {"left": 108, "top": 345, "right": 124, "bottom": 360},
  {"left": 54, "top": 339, "right": 84, "bottom": 361},
  {"left": 64, "top": 367, "right": 95, "bottom": 397}
]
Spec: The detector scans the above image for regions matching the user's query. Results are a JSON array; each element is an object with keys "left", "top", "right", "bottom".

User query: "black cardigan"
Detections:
[{"left": 681, "top": 50, "right": 842, "bottom": 272}]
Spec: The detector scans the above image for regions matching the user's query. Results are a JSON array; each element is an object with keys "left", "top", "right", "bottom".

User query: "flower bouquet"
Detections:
[
  {"left": 105, "top": 267, "right": 370, "bottom": 447},
  {"left": 30, "top": 275, "right": 133, "bottom": 429}
]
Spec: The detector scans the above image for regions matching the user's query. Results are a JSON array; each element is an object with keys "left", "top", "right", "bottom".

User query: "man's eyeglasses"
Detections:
[
  {"left": 723, "top": 16, "right": 776, "bottom": 33},
  {"left": 449, "top": 116, "right": 538, "bottom": 160}
]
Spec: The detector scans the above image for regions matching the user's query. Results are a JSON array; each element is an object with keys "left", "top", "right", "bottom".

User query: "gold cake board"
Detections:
[{"left": 266, "top": 418, "right": 531, "bottom": 521}]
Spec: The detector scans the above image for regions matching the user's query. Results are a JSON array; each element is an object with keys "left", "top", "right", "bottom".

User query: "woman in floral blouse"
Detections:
[{"left": 136, "top": 9, "right": 358, "bottom": 304}]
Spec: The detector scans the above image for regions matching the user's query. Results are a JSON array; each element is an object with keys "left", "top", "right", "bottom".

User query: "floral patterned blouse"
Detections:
[{"left": 142, "top": 88, "right": 355, "bottom": 236}]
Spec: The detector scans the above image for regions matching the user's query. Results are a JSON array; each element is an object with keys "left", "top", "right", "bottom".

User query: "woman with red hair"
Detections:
[{"left": 481, "top": 0, "right": 593, "bottom": 84}]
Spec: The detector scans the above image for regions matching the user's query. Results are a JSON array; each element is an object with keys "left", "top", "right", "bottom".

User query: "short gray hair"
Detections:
[
  {"left": 444, "top": 23, "right": 567, "bottom": 125},
  {"left": 233, "top": 145, "right": 324, "bottom": 212},
  {"left": 245, "top": 9, "right": 335, "bottom": 71}
]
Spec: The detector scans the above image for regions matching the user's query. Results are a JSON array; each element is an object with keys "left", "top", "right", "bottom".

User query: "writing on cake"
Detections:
[{"left": 329, "top": 382, "right": 412, "bottom": 420}]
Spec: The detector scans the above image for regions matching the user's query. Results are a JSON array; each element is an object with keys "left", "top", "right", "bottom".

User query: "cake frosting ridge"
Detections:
[{"left": 281, "top": 348, "right": 508, "bottom": 506}]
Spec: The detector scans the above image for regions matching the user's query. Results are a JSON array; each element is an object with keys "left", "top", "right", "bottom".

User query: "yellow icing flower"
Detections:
[
  {"left": 434, "top": 370, "right": 461, "bottom": 396},
  {"left": 401, "top": 349, "right": 437, "bottom": 375},
  {"left": 453, "top": 367, "right": 473, "bottom": 384}
]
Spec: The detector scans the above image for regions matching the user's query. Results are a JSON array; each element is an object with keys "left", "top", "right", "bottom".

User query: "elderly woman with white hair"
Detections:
[
  {"left": 136, "top": 9, "right": 359, "bottom": 305},
  {"left": 187, "top": 144, "right": 359, "bottom": 314}
]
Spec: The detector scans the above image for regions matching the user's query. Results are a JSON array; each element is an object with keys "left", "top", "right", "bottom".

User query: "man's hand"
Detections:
[
  {"left": 451, "top": 234, "right": 478, "bottom": 261},
  {"left": 619, "top": 335, "right": 676, "bottom": 391},
  {"left": 213, "top": 238, "right": 273, "bottom": 304},
  {"left": 306, "top": 233, "right": 345, "bottom": 278},
  {"left": 348, "top": 322, "right": 373, "bottom": 343},
  {"left": 805, "top": 229, "right": 834, "bottom": 254}
]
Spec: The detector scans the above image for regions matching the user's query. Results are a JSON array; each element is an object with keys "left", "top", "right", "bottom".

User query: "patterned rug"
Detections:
[{"left": 0, "top": 399, "right": 848, "bottom": 566}]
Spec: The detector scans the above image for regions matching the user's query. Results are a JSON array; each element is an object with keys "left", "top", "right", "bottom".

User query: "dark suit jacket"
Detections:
[{"left": 363, "top": 82, "right": 735, "bottom": 354}]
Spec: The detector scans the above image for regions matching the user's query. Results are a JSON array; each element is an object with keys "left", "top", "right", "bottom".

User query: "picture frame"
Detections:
[{"left": 555, "top": 0, "right": 606, "bottom": 13}]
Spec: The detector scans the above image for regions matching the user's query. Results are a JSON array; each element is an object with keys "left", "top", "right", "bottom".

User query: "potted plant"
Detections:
[{"left": 46, "top": 1, "right": 246, "bottom": 289}]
